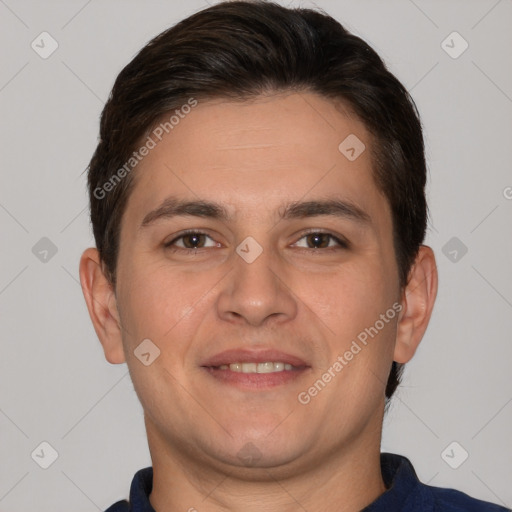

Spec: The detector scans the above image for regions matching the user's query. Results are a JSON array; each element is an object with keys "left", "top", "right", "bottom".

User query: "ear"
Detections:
[
  {"left": 394, "top": 245, "right": 438, "bottom": 364},
  {"left": 79, "top": 248, "right": 126, "bottom": 364}
]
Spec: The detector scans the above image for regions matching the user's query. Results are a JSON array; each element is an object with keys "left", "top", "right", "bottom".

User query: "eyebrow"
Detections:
[{"left": 139, "top": 196, "right": 371, "bottom": 229}]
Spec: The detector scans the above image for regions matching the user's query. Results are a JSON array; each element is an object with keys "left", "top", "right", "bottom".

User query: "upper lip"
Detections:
[{"left": 201, "top": 349, "right": 309, "bottom": 367}]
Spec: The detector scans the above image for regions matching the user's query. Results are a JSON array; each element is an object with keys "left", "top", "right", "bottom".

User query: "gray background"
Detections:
[{"left": 1, "top": 0, "right": 511, "bottom": 510}]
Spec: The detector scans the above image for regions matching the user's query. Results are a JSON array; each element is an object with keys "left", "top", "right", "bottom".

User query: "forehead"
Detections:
[
  {"left": 152, "top": 93, "right": 367, "bottom": 173},
  {"left": 122, "top": 92, "right": 389, "bottom": 228}
]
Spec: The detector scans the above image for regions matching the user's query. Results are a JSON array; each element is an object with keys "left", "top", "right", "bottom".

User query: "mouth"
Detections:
[
  {"left": 215, "top": 361, "right": 300, "bottom": 373},
  {"left": 201, "top": 349, "right": 311, "bottom": 389}
]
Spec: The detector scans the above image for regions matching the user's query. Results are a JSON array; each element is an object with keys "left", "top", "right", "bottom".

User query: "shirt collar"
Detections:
[
  {"left": 128, "top": 466, "right": 155, "bottom": 512},
  {"left": 127, "top": 453, "right": 424, "bottom": 511},
  {"left": 362, "top": 453, "right": 431, "bottom": 511}
]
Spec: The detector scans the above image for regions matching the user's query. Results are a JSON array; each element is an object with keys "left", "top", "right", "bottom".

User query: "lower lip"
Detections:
[{"left": 202, "top": 366, "right": 310, "bottom": 389}]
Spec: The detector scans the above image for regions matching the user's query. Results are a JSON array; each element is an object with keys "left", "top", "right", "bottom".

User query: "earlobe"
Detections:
[
  {"left": 394, "top": 245, "right": 438, "bottom": 364},
  {"left": 79, "top": 248, "right": 126, "bottom": 364}
]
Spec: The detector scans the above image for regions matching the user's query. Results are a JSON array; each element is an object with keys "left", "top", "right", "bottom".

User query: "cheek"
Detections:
[
  {"left": 115, "top": 265, "right": 207, "bottom": 398},
  {"left": 303, "top": 260, "right": 399, "bottom": 378},
  {"left": 116, "top": 260, "right": 221, "bottom": 349},
  {"left": 311, "top": 262, "right": 391, "bottom": 324}
]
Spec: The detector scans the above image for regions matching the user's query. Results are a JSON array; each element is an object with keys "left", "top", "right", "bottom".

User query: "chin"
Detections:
[{"left": 204, "top": 430, "right": 307, "bottom": 472}]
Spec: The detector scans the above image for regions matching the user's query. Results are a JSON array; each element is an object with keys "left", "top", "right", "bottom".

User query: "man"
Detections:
[{"left": 79, "top": 1, "right": 508, "bottom": 510}]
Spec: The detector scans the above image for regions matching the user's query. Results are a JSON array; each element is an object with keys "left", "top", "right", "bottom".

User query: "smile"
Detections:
[{"left": 216, "top": 362, "right": 297, "bottom": 373}]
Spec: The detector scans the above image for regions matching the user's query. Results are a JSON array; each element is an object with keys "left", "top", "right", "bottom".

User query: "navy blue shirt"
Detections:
[{"left": 105, "top": 453, "right": 509, "bottom": 511}]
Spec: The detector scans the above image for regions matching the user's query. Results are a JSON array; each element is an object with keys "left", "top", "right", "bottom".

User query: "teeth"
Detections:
[
  {"left": 242, "top": 362, "right": 257, "bottom": 373},
  {"left": 257, "top": 362, "right": 275, "bottom": 373},
  {"left": 219, "top": 362, "right": 296, "bottom": 373}
]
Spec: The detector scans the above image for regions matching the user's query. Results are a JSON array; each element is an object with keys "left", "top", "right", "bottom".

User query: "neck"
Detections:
[{"left": 147, "top": 416, "right": 386, "bottom": 512}]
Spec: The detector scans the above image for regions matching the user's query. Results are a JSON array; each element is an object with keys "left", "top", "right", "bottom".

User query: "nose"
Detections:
[{"left": 216, "top": 239, "right": 298, "bottom": 327}]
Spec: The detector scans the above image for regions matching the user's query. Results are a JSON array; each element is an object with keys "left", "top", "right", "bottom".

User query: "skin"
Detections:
[{"left": 80, "top": 92, "right": 437, "bottom": 512}]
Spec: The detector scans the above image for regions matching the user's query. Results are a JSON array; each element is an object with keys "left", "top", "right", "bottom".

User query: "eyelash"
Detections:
[{"left": 164, "top": 229, "right": 349, "bottom": 254}]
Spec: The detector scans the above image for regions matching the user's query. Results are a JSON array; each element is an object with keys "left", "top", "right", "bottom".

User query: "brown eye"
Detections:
[
  {"left": 181, "top": 233, "right": 206, "bottom": 249},
  {"left": 293, "top": 231, "right": 348, "bottom": 250},
  {"left": 306, "top": 233, "right": 330, "bottom": 249},
  {"left": 164, "top": 231, "right": 218, "bottom": 251}
]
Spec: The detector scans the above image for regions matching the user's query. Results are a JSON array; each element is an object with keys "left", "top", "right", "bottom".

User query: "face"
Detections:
[{"left": 110, "top": 92, "right": 403, "bottom": 475}]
